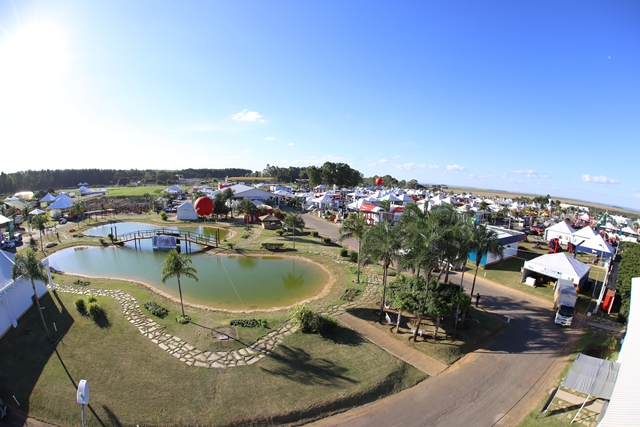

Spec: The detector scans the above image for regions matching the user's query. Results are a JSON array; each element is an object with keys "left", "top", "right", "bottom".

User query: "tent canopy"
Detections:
[
  {"left": 562, "top": 353, "right": 619, "bottom": 400},
  {"left": 575, "top": 234, "right": 615, "bottom": 258},
  {"left": 522, "top": 253, "right": 590, "bottom": 286}
]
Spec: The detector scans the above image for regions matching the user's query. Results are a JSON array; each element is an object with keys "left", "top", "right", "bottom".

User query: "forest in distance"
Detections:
[{"left": 1, "top": 163, "right": 638, "bottom": 219}]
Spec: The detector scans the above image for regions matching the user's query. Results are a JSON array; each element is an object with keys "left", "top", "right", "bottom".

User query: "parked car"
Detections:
[
  {"left": 530, "top": 226, "right": 544, "bottom": 235},
  {"left": 59, "top": 217, "right": 68, "bottom": 224},
  {"left": 1, "top": 240, "right": 15, "bottom": 250}
]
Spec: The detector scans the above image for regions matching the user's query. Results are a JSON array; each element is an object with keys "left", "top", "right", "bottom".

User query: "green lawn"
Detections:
[
  {"left": 0, "top": 287, "right": 426, "bottom": 426},
  {"left": 102, "top": 185, "right": 168, "bottom": 197}
]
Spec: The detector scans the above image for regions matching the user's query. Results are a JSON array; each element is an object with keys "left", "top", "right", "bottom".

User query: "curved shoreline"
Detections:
[{"left": 48, "top": 247, "right": 336, "bottom": 314}]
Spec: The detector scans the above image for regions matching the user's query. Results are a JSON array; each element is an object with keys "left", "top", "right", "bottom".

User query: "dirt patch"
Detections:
[{"left": 212, "top": 326, "right": 237, "bottom": 340}]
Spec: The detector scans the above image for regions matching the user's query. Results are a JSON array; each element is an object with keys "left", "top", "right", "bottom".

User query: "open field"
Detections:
[{"left": 447, "top": 186, "right": 640, "bottom": 218}]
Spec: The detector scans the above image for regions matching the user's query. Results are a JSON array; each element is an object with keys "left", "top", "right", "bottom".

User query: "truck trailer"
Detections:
[{"left": 553, "top": 279, "right": 578, "bottom": 326}]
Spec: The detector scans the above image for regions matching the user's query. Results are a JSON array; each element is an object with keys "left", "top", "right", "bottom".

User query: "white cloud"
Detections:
[
  {"left": 513, "top": 169, "right": 539, "bottom": 178},
  {"left": 265, "top": 136, "right": 275, "bottom": 141},
  {"left": 397, "top": 163, "right": 415, "bottom": 171},
  {"left": 231, "top": 109, "right": 267, "bottom": 123},
  {"left": 378, "top": 158, "right": 391, "bottom": 164},
  {"left": 582, "top": 174, "right": 619, "bottom": 185},
  {"left": 243, "top": 148, "right": 252, "bottom": 153},
  {"left": 287, "top": 142, "right": 295, "bottom": 146},
  {"left": 447, "top": 164, "right": 466, "bottom": 172},
  {"left": 393, "top": 155, "right": 401, "bottom": 159},
  {"left": 182, "top": 124, "right": 218, "bottom": 132},
  {"left": 428, "top": 164, "right": 440, "bottom": 169}
]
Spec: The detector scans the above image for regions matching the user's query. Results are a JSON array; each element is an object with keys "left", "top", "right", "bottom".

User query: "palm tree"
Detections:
[
  {"left": 161, "top": 250, "right": 199, "bottom": 320},
  {"left": 11, "top": 249, "right": 52, "bottom": 341},
  {"left": 362, "top": 220, "right": 403, "bottom": 324},
  {"left": 283, "top": 212, "right": 305, "bottom": 249},
  {"left": 31, "top": 214, "right": 48, "bottom": 252},
  {"left": 339, "top": 212, "right": 368, "bottom": 283},
  {"left": 468, "top": 223, "right": 504, "bottom": 297},
  {"left": 237, "top": 198, "right": 257, "bottom": 220}
]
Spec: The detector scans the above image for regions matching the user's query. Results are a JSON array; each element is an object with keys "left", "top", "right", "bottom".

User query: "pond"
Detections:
[{"left": 48, "top": 223, "right": 329, "bottom": 311}]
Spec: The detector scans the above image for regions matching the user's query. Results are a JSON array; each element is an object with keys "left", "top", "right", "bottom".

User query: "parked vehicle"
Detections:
[
  {"left": 553, "top": 279, "right": 578, "bottom": 326},
  {"left": 59, "top": 217, "right": 68, "bottom": 224}
]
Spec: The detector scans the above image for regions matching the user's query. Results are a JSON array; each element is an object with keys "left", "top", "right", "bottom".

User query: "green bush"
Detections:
[
  {"left": 160, "top": 211, "right": 168, "bottom": 221},
  {"left": 176, "top": 315, "right": 191, "bottom": 324},
  {"left": 290, "top": 304, "right": 336, "bottom": 334},
  {"left": 88, "top": 302, "right": 103, "bottom": 319},
  {"left": 144, "top": 301, "right": 169, "bottom": 318},
  {"left": 87, "top": 295, "right": 98, "bottom": 304},
  {"left": 322, "top": 237, "right": 332, "bottom": 244},
  {"left": 311, "top": 231, "right": 319, "bottom": 237},
  {"left": 349, "top": 250, "right": 358, "bottom": 263},
  {"left": 340, "top": 248, "right": 349, "bottom": 257},
  {"left": 275, "top": 229, "right": 284, "bottom": 236},
  {"left": 230, "top": 318, "right": 268, "bottom": 328},
  {"left": 75, "top": 298, "right": 86, "bottom": 312}
]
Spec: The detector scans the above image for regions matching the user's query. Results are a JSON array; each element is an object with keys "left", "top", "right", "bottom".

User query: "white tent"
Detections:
[
  {"left": 572, "top": 225, "right": 598, "bottom": 244},
  {"left": 40, "top": 193, "right": 56, "bottom": 203},
  {"left": 176, "top": 202, "right": 198, "bottom": 221},
  {"left": 544, "top": 221, "right": 576, "bottom": 244},
  {"left": 575, "top": 234, "right": 615, "bottom": 259},
  {"left": 521, "top": 253, "right": 591, "bottom": 288},
  {"left": 46, "top": 195, "right": 73, "bottom": 210},
  {"left": 29, "top": 208, "right": 46, "bottom": 215},
  {"left": 0, "top": 250, "right": 49, "bottom": 336}
]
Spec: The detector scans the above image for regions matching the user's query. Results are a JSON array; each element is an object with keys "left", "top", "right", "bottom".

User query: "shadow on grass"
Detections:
[
  {"left": 0, "top": 291, "right": 74, "bottom": 415},
  {"left": 92, "top": 312, "right": 112, "bottom": 329},
  {"left": 321, "top": 325, "right": 366, "bottom": 346},
  {"left": 260, "top": 345, "right": 357, "bottom": 386}
]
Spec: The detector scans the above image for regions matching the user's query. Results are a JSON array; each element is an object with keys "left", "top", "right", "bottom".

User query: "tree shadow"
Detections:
[
  {"left": 320, "top": 325, "right": 366, "bottom": 346},
  {"left": 92, "top": 312, "right": 112, "bottom": 329},
  {"left": 260, "top": 345, "right": 357, "bottom": 386}
]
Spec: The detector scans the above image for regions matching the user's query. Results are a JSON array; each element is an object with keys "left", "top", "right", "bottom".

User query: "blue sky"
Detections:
[{"left": 1, "top": 1, "right": 639, "bottom": 209}]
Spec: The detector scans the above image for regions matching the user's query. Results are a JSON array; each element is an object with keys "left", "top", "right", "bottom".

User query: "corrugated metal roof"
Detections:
[{"left": 598, "top": 277, "right": 640, "bottom": 426}]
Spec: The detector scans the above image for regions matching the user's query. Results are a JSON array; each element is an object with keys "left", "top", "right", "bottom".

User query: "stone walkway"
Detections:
[{"left": 55, "top": 284, "right": 296, "bottom": 368}]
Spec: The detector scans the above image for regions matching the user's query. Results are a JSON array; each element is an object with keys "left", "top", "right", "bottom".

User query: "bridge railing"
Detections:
[{"left": 115, "top": 229, "right": 218, "bottom": 246}]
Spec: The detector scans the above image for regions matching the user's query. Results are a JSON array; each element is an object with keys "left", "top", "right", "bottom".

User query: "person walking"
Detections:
[{"left": 475, "top": 292, "right": 481, "bottom": 307}]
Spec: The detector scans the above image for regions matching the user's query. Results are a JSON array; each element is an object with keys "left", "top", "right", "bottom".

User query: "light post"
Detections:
[{"left": 77, "top": 379, "right": 89, "bottom": 426}]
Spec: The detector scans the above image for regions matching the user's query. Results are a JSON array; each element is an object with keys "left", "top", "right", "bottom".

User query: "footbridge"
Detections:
[{"left": 114, "top": 228, "right": 219, "bottom": 252}]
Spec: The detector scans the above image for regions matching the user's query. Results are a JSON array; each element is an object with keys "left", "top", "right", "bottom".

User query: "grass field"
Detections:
[{"left": 102, "top": 185, "right": 168, "bottom": 197}]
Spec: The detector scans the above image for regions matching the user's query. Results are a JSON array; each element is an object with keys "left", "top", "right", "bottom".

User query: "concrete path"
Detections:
[{"left": 336, "top": 312, "right": 448, "bottom": 376}]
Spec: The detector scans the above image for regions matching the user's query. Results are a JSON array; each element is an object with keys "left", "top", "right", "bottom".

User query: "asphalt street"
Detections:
[{"left": 301, "top": 212, "right": 579, "bottom": 427}]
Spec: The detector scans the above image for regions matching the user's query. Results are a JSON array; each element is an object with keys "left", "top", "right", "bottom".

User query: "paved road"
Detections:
[{"left": 301, "top": 212, "right": 579, "bottom": 427}]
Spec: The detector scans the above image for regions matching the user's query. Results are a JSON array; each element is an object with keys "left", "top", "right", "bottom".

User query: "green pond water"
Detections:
[{"left": 48, "top": 223, "right": 329, "bottom": 310}]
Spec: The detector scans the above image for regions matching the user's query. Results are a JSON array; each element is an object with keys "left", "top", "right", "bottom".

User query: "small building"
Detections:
[
  {"left": 468, "top": 226, "right": 526, "bottom": 267},
  {"left": 259, "top": 214, "right": 281, "bottom": 230},
  {"left": 176, "top": 202, "right": 198, "bottom": 221}
]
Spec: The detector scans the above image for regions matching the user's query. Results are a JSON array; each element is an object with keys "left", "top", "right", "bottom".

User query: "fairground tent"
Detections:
[
  {"left": 46, "top": 195, "right": 73, "bottom": 210},
  {"left": 575, "top": 234, "right": 615, "bottom": 259},
  {"left": 521, "top": 253, "right": 591, "bottom": 288}
]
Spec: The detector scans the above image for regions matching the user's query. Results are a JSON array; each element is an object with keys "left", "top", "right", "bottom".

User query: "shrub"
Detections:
[
  {"left": 275, "top": 229, "right": 284, "bottom": 236},
  {"left": 227, "top": 242, "right": 235, "bottom": 250},
  {"left": 160, "top": 211, "right": 168, "bottom": 221},
  {"left": 290, "top": 304, "right": 336, "bottom": 334},
  {"left": 176, "top": 315, "right": 191, "bottom": 324},
  {"left": 87, "top": 295, "right": 98, "bottom": 304},
  {"left": 88, "top": 302, "right": 103, "bottom": 319},
  {"left": 311, "top": 231, "right": 319, "bottom": 238},
  {"left": 241, "top": 234, "right": 250, "bottom": 239},
  {"left": 349, "top": 250, "right": 358, "bottom": 263},
  {"left": 340, "top": 248, "right": 349, "bottom": 257},
  {"left": 230, "top": 318, "right": 268, "bottom": 328},
  {"left": 29, "top": 238, "right": 36, "bottom": 248},
  {"left": 75, "top": 298, "right": 86, "bottom": 312},
  {"left": 144, "top": 301, "right": 169, "bottom": 318},
  {"left": 341, "top": 288, "right": 361, "bottom": 302},
  {"left": 322, "top": 237, "right": 332, "bottom": 244}
]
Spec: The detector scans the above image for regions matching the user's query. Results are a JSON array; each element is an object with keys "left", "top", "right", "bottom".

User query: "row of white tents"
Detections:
[{"left": 544, "top": 222, "right": 617, "bottom": 259}]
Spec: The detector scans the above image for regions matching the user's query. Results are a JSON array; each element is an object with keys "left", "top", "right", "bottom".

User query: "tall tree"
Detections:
[
  {"left": 339, "top": 212, "right": 369, "bottom": 283},
  {"left": 362, "top": 220, "right": 403, "bottom": 324},
  {"left": 283, "top": 212, "right": 305, "bottom": 249},
  {"left": 237, "top": 198, "right": 257, "bottom": 219},
  {"left": 31, "top": 214, "right": 48, "bottom": 253},
  {"left": 161, "top": 250, "right": 199, "bottom": 320},
  {"left": 11, "top": 249, "right": 52, "bottom": 341},
  {"left": 389, "top": 275, "right": 423, "bottom": 334},
  {"left": 468, "top": 223, "right": 504, "bottom": 297}
]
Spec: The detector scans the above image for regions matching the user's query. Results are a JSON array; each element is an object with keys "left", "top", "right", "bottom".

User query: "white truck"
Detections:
[{"left": 553, "top": 279, "right": 578, "bottom": 326}]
